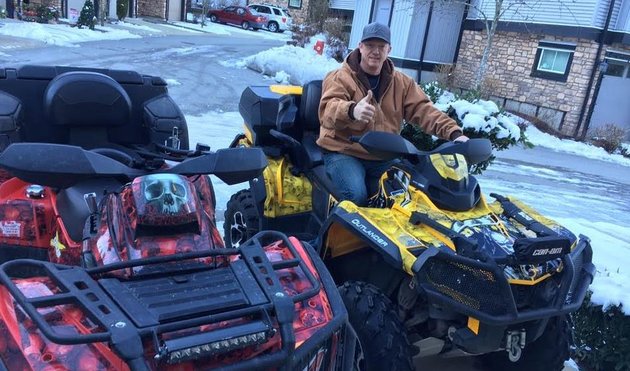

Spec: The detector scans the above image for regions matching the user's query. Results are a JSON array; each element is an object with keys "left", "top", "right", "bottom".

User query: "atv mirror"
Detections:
[
  {"left": 167, "top": 147, "right": 267, "bottom": 185},
  {"left": 355, "top": 131, "right": 421, "bottom": 160},
  {"left": 0, "top": 143, "right": 143, "bottom": 188},
  {"left": 433, "top": 138, "right": 493, "bottom": 165}
]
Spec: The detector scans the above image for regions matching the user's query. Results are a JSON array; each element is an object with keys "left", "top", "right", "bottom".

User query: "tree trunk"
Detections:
[{"left": 473, "top": 0, "right": 502, "bottom": 91}]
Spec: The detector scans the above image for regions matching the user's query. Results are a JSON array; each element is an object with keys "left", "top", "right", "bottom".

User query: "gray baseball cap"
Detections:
[{"left": 361, "top": 22, "right": 391, "bottom": 44}]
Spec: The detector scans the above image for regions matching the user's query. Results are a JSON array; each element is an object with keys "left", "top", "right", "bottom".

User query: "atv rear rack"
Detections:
[{"left": 0, "top": 231, "right": 348, "bottom": 371}]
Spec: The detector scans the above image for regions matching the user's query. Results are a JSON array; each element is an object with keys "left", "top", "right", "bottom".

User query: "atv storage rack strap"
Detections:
[
  {"left": 490, "top": 193, "right": 557, "bottom": 237},
  {"left": 0, "top": 233, "right": 329, "bottom": 371}
]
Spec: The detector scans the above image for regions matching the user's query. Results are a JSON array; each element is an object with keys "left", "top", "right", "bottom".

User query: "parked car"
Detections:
[
  {"left": 208, "top": 6, "right": 267, "bottom": 31},
  {"left": 248, "top": 3, "right": 293, "bottom": 33}
]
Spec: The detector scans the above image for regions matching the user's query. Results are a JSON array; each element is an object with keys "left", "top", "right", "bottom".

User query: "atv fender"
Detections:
[{"left": 319, "top": 204, "right": 406, "bottom": 272}]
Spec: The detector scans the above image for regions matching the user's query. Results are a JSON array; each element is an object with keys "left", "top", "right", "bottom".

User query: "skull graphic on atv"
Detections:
[{"left": 0, "top": 66, "right": 359, "bottom": 370}]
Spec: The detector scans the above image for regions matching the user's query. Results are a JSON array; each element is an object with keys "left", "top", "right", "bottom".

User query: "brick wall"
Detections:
[
  {"left": 137, "top": 0, "right": 165, "bottom": 19},
  {"left": 455, "top": 30, "right": 602, "bottom": 137}
]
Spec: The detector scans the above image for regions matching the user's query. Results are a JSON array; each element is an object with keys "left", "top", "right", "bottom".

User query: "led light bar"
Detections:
[{"left": 156, "top": 320, "right": 272, "bottom": 364}]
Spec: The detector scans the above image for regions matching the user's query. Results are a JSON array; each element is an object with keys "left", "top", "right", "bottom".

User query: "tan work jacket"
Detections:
[{"left": 317, "top": 49, "right": 462, "bottom": 160}]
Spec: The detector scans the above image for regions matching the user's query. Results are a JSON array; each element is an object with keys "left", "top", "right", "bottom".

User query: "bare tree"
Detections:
[{"left": 98, "top": 0, "right": 107, "bottom": 26}]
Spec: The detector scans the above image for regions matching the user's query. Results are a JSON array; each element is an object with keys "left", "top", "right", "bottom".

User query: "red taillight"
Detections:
[
  {"left": 282, "top": 17, "right": 286, "bottom": 23},
  {"left": 257, "top": 17, "right": 263, "bottom": 22}
]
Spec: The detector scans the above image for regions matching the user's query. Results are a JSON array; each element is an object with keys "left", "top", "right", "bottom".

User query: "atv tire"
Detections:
[
  {"left": 480, "top": 316, "right": 570, "bottom": 371},
  {"left": 338, "top": 281, "right": 414, "bottom": 371},
  {"left": 224, "top": 189, "right": 260, "bottom": 248}
]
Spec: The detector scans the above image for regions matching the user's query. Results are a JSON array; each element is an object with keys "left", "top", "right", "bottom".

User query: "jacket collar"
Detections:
[{"left": 344, "top": 49, "right": 393, "bottom": 100}]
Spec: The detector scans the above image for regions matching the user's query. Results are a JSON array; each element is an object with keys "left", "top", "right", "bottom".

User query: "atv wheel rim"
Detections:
[{"left": 229, "top": 211, "right": 248, "bottom": 248}]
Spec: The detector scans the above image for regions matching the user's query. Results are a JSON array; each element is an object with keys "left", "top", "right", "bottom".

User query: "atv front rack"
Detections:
[
  {"left": 0, "top": 232, "right": 349, "bottom": 371},
  {"left": 411, "top": 236, "right": 595, "bottom": 326}
]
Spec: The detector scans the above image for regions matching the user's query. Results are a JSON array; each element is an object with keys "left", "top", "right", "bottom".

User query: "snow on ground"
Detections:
[
  {"left": 111, "top": 20, "right": 163, "bottom": 34},
  {"left": 0, "top": 16, "right": 290, "bottom": 48},
  {"left": 169, "top": 20, "right": 293, "bottom": 41},
  {"left": 242, "top": 44, "right": 341, "bottom": 85},
  {"left": 509, "top": 114, "right": 630, "bottom": 167},
  {"left": 0, "top": 21, "right": 141, "bottom": 47}
]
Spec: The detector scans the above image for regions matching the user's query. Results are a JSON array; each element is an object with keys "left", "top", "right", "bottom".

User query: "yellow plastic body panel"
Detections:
[
  {"left": 429, "top": 153, "right": 468, "bottom": 181},
  {"left": 269, "top": 85, "right": 303, "bottom": 95},
  {"left": 261, "top": 157, "right": 313, "bottom": 217}
]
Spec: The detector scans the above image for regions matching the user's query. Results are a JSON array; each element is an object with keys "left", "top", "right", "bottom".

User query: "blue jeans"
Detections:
[{"left": 323, "top": 152, "right": 399, "bottom": 206}]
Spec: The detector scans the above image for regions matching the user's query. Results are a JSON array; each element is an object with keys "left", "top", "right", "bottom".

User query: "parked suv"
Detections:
[{"left": 248, "top": 3, "right": 292, "bottom": 33}]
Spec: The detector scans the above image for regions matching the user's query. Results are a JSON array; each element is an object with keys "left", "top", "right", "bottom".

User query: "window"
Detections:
[
  {"left": 531, "top": 41, "right": 575, "bottom": 82},
  {"left": 537, "top": 49, "right": 571, "bottom": 74},
  {"left": 273, "top": 8, "right": 281, "bottom": 15},
  {"left": 605, "top": 62, "right": 627, "bottom": 77},
  {"left": 604, "top": 51, "right": 630, "bottom": 78},
  {"left": 288, "top": 0, "right": 301, "bottom": 8},
  {"left": 253, "top": 6, "right": 271, "bottom": 14}
]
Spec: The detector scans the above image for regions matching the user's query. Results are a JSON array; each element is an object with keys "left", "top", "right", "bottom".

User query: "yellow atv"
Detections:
[{"left": 225, "top": 81, "right": 595, "bottom": 370}]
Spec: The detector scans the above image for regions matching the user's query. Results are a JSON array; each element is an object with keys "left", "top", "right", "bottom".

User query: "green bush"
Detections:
[
  {"left": 401, "top": 81, "right": 532, "bottom": 174},
  {"left": 572, "top": 293, "right": 630, "bottom": 371},
  {"left": 0, "top": 6, "right": 6, "bottom": 19},
  {"left": 77, "top": 0, "right": 96, "bottom": 30},
  {"left": 36, "top": 4, "right": 59, "bottom": 22},
  {"left": 117, "top": 0, "right": 129, "bottom": 20}
]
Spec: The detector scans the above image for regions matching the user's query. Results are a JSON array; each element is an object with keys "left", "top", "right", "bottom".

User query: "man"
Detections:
[{"left": 317, "top": 22, "right": 468, "bottom": 206}]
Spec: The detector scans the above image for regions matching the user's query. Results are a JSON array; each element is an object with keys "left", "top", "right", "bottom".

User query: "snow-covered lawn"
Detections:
[{"left": 0, "top": 21, "right": 141, "bottom": 47}]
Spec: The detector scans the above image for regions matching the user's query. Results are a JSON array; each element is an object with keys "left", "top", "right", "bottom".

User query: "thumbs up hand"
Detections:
[{"left": 353, "top": 90, "right": 375, "bottom": 123}]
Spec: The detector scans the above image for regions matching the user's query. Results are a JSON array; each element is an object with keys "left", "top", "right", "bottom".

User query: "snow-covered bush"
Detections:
[
  {"left": 402, "top": 81, "right": 532, "bottom": 173},
  {"left": 322, "top": 17, "right": 348, "bottom": 61},
  {"left": 620, "top": 142, "right": 630, "bottom": 159},
  {"left": 77, "top": 0, "right": 96, "bottom": 30},
  {"left": 0, "top": 6, "right": 6, "bottom": 19},
  {"left": 573, "top": 293, "right": 630, "bottom": 371},
  {"left": 117, "top": 0, "right": 129, "bottom": 21},
  {"left": 290, "top": 19, "right": 348, "bottom": 62}
]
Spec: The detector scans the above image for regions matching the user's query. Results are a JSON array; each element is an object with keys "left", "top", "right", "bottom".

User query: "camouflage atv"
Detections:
[
  {"left": 0, "top": 66, "right": 359, "bottom": 370},
  {"left": 225, "top": 81, "right": 594, "bottom": 370}
]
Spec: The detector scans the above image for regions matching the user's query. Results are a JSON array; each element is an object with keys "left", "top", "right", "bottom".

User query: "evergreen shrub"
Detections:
[{"left": 77, "top": 0, "right": 96, "bottom": 30}]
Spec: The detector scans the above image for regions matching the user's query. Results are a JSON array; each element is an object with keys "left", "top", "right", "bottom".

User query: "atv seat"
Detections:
[
  {"left": 44, "top": 71, "right": 132, "bottom": 149},
  {"left": 290, "top": 80, "right": 347, "bottom": 201},
  {"left": 0, "top": 65, "right": 190, "bottom": 151},
  {"left": 293, "top": 80, "right": 323, "bottom": 169}
]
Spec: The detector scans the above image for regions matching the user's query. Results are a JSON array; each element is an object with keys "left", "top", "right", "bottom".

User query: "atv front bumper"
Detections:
[{"left": 411, "top": 236, "right": 594, "bottom": 326}]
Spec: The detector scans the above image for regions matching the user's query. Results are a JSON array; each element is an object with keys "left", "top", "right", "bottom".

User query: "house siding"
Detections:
[
  {"left": 468, "top": 0, "right": 598, "bottom": 28},
  {"left": 614, "top": 0, "right": 630, "bottom": 31},
  {"left": 330, "top": 0, "right": 354, "bottom": 10},
  {"left": 389, "top": 1, "right": 417, "bottom": 59},
  {"left": 349, "top": 0, "right": 371, "bottom": 47},
  {"left": 593, "top": 0, "right": 614, "bottom": 27},
  {"left": 424, "top": 0, "right": 466, "bottom": 63},
  {"left": 454, "top": 30, "right": 603, "bottom": 137}
]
